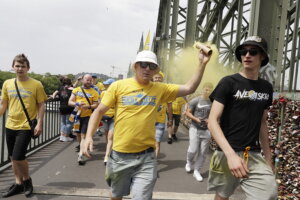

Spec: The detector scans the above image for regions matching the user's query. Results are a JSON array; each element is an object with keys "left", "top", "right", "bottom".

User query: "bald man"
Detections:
[{"left": 69, "top": 74, "right": 99, "bottom": 165}]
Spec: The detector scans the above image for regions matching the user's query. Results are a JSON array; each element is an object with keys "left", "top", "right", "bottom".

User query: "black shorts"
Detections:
[
  {"left": 172, "top": 114, "right": 181, "bottom": 126},
  {"left": 76, "top": 117, "right": 90, "bottom": 134},
  {"left": 6, "top": 128, "right": 32, "bottom": 161}
]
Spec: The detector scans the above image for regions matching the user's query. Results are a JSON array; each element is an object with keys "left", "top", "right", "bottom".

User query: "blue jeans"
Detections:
[{"left": 60, "top": 114, "right": 73, "bottom": 135}]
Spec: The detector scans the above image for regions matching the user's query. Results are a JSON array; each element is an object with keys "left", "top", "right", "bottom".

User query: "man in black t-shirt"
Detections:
[{"left": 207, "top": 36, "right": 277, "bottom": 200}]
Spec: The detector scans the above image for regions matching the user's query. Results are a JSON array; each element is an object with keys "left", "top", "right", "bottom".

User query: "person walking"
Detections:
[
  {"left": 207, "top": 36, "right": 277, "bottom": 200},
  {"left": 152, "top": 71, "right": 173, "bottom": 158},
  {"left": 0, "top": 54, "right": 47, "bottom": 198},
  {"left": 83, "top": 49, "right": 211, "bottom": 200},
  {"left": 185, "top": 82, "right": 213, "bottom": 181},
  {"left": 68, "top": 74, "right": 99, "bottom": 165},
  {"left": 169, "top": 96, "right": 187, "bottom": 143}
]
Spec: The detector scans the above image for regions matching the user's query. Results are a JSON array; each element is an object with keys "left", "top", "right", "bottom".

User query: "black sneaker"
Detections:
[
  {"left": 75, "top": 145, "right": 80, "bottom": 152},
  {"left": 167, "top": 138, "right": 173, "bottom": 144},
  {"left": 172, "top": 134, "right": 178, "bottom": 141},
  {"left": 23, "top": 177, "right": 33, "bottom": 197},
  {"left": 2, "top": 183, "right": 24, "bottom": 198}
]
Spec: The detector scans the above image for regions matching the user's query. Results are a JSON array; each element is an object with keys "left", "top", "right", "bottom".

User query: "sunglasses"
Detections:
[
  {"left": 239, "top": 49, "right": 260, "bottom": 56},
  {"left": 138, "top": 62, "right": 158, "bottom": 70}
]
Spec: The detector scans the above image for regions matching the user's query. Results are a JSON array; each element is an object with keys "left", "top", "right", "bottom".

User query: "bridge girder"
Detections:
[{"left": 154, "top": 0, "right": 300, "bottom": 92}]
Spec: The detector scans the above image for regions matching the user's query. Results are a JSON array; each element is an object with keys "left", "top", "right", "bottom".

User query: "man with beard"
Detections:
[{"left": 68, "top": 74, "right": 99, "bottom": 165}]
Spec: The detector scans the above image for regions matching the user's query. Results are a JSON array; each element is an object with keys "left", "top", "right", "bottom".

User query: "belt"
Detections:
[{"left": 113, "top": 147, "right": 154, "bottom": 155}]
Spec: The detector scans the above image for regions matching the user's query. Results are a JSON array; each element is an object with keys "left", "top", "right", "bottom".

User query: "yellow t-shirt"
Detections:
[
  {"left": 172, "top": 97, "right": 187, "bottom": 115},
  {"left": 100, "top": 91, "right": 115, "bottom": 118},
  {"left": 96, "top": 82, "right": 105, "bottom": 92},
  {"left": 156, "top": 103, "right": 167, "bottom": 124},
  {"left": 1, "top": 78, "right": 47, "bottom": 130},
  {"left": 72, "top": 87, "right": 99, "bottom": 117},
  {"left": 101, "top": 78, "right": 179, "bottom": 153}
]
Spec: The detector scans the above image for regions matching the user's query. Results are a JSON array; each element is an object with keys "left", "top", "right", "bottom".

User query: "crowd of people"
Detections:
[{"left": 0, "top": 35, "right": 284, "bottom": 200}]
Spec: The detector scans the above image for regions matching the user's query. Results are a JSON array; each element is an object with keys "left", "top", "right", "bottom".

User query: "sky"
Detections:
[{"left": 0, "top": 0, "right": 160, "bottom": 78}]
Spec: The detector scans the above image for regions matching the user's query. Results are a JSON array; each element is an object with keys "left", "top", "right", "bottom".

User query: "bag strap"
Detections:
[
  {"left": 80, "top": 87, "right": 91, "bottom": 106},
  {"left": 14, "top": 79, "right": 32, "bottom": 126}
]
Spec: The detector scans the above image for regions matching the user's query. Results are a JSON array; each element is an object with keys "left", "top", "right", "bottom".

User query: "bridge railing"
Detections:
[{"left": 0, "top": 99, "right": 61, "bottom": 170}]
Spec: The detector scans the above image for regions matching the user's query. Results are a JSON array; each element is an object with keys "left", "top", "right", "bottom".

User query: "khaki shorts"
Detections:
[{"left": 208, "top": 150, "right": 277, "bottom": 200}]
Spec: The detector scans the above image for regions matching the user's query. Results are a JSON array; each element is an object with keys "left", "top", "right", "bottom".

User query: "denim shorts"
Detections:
[
  {"left": 155, "top": 123, "right": 165, "bottom": 142},
  {"left": 208, "top": 150, "right": 278, "bottom": 199},
  {"left": 105, "top": 148, "right": 157, "bottom": 200}
]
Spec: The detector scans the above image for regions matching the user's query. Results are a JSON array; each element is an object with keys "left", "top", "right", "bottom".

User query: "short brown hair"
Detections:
[{"left": 12, "top": 54, "right": 30, "bottom": 68}]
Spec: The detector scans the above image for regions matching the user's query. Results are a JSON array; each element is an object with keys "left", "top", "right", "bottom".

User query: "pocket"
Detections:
[
  {"left": 210, "top": 151, "right": 227, "bottom": 174},
  {"left": 110, "top": 151, "right": 123, "bottom": 163}
]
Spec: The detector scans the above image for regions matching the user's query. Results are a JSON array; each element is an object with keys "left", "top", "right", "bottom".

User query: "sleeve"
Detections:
[
  {"left": 1, "top": 81, "right": 8, "bottom": 100},
  {"left": 209, "top": 76, "right": 232, "bottom": 105},
  {"left": 188, "top": 97, "right": 198, "bottom": 113},
  {"left": 160, "top": 83, "right": 180, "bottom": 103},
  {"left": 36, "top": 81, "right": 48, "bottom": 103},
  {"left": 101, "top": 82, "right": 117, "bottom": 108},
  {"left": 72, "top": 87, "right": 79, "bottom": 96},
  {"left": 265, "top": 83, "right": 273, "bottom": 109}
]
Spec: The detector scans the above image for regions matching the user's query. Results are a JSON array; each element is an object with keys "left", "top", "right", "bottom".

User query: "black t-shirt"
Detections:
[
  {"left": 209, "top": 73, "right": 273, "bottom": 151},
  {"left": 58, "top": 85, "right": 73, "bottom": 115}
]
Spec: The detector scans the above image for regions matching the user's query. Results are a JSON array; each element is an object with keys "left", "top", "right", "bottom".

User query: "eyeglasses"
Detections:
[
  {"left": 239, "top": 49, "right": 260, "bottom": 56},
  {"left": 138, "top": 62, "right": 158, "bottom": 70}
]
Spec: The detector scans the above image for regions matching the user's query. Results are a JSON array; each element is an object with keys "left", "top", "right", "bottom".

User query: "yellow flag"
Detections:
[{"left": 144, "top": 31, "right": 150, "bottom": 50}]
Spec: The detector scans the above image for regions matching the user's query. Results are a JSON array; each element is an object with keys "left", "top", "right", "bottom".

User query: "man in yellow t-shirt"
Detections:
[
  {"left": 169, "top": 96, "right": 187, "bottom": 143},
  {"left": 83, "top": 50, "right": 211, "bottom": 200},
  {"left": 0, "top": 54, "right": 47, "bottom": 198},
  {"left": 68, "top": 74, "right": 99, "bottom": 165},
  {"left": 152, "top": 71, "right": 173, "bottom": 158}
]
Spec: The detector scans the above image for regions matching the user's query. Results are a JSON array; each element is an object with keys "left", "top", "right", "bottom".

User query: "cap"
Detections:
[
  {"left": 103, "top": 78, "right": 115, "bottom": 85},
  {"left": 134, "top": 50, "right": 158, "bottom": 66},
  {"left": 91, "top": 74, "right": 97, "bottom": 78},
  {"left": 235, "top": 36, "right": 269, "bottom": 67}
]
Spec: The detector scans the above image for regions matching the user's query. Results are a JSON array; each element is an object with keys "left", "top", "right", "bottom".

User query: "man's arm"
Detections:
[
  {"left": 185, "top": 107, "right": 201, "bottom": 123},
  {"left": 0, "top": 99, "right": 8, "bottom": 117},
  {"left": 34, "top": 102, "right": 45, "bottom": 136},
  {"left": 166, "top": 103, "right": 173, "bottom": 127},
  {"left": 177, "top": 52, "right": 211, "bottom": 97},
  {"left": 259, "top": 110, "right": 274, "bottom": 171},
  {"left": 83, "top": 103, "right": 109, "bottom": 157},
  {"left": 68, "top": 93, "right": 77, "bottom": 107},
  {"left": 208, "top": 100, "right": 249, "bottom": 178}
]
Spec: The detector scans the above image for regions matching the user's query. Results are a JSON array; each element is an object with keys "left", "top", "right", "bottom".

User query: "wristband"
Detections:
[{"left": 75, "top": 102, "right": 80, "bottom": 107}]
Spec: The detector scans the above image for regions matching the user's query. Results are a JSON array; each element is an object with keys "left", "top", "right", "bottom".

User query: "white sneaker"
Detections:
[
  {"left": 185, "top": 163, "right": 192, "bottom": 173},
  {"left": 59, "top": 136, "right": 65, "bottom": 142},
  {"left": 65, "top": 137, "right": 74, "bottom": 142},
  {"left": 193, "top": 170, "right": 203, "bottom": 182}
]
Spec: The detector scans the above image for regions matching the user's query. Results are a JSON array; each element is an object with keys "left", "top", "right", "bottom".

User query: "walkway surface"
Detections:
[{"left": 0, "top": 125, "right": 245, "bottom": 200}]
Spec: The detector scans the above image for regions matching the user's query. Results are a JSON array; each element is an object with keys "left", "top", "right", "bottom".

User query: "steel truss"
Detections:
[{"left": 154, "top": 0, "right": 300, "bottom": 92}]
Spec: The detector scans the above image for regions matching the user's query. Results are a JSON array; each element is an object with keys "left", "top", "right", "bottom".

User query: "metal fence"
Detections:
[{"left": 0, "top": 99, "right": 60, "bottom": 170}]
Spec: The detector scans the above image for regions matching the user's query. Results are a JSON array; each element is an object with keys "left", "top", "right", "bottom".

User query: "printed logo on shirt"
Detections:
[
  {"left": 122, "top": 93, "right": 156, "bottom": 106},
  {"left": 76, "top": 91, "right": 93, "bottom": 98},
  {"left": 8, "top": 89, "right": 32, "bottom": 98},
  {"left": 233, "top": 90, "right": 269, "bottom": 101}
]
